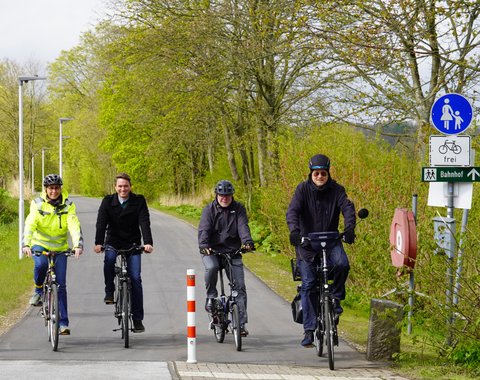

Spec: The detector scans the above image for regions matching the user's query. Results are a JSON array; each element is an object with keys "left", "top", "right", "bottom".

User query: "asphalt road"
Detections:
[{"left": 0, "top": 196, "right": 386, "bottom": 376}]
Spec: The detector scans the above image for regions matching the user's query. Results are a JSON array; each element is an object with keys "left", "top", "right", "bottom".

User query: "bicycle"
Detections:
[
  {"left": 32, "top": 249, "right": 74, "bottom": 352},
  {"left": 306, "top": 231, "right": 342, "bottom": 370},
  {"left": 438, "top": 140, "right": 462, "bottom": 154},
  {"left": 292, "top": 209, "right": 369, "bottom": 370},
  {"left": 207, "top": 247, "right": 246, "bottom": 351},
  {"left": 109, "top": 244, "right": 144, "bottom": 348}
]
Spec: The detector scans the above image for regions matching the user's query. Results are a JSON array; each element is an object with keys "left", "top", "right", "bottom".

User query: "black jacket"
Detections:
[
  {"left": 286, "top": 176, "right": 356, "bottom": 261},
  {"left": 95, "top": 192, "right": 153, "bottom": 250},
  {"left": 198, "top": 198, "right": 254, "bottom": 253}
]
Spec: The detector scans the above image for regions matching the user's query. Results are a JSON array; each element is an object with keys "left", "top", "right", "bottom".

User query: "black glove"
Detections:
[
  {"left": 241, "top": 243, "right": 255, "bottom": 252},
  {"left": 289, "top": 231, "right": 302, "bottom": 246},
  {"left": 200, "top": 247, "right": 212, "bottom": 255},
  {"left": 343, "top": 228, "right": 355, "bottom": 244}
]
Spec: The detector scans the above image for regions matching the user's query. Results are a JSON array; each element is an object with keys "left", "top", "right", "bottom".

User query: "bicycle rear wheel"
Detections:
[
  {"left": 122, "top": 283, "right": 130, "bottom": 348},
  {"left": 324, "top": 298, "right": 335, "bottom": 370},
  {"left": 49, "top": 284, "right": 60, "bottom": 351},
  {"left": 212, "top": 313, "right": 226, "bottom": 343},
  {"left": 231, "top": 303, "right": 242, "bottom": 351}
]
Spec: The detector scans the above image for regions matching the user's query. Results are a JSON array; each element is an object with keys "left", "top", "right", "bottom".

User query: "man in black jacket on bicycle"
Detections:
[
  {"left": 198, "top": 180, "right": 255, "bottom": 337},
  {"left": 94, "top": 173, "right": 154, "bottom": 333},
  {"left": 286, "top": 154, "right": 356, "bottom": 347}
]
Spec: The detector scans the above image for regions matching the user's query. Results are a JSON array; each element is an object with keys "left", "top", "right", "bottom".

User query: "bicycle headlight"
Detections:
[{"left": 232, "top": 290, "right": 239, "bottom": 298}]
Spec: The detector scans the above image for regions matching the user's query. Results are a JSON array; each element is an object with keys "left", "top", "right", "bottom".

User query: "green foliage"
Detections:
[
  {"left": 451, "top": 342, "right": 480, "bottom": 371},
  {"left": 0, "top": 189, "right": 17, "bottom": 224}
]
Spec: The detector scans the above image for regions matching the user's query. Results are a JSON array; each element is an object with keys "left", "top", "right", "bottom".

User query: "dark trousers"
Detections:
[
  {"left": 104, "top": 247, "right": 144, "bottom": 321},
  {"left": 298, "top": 242, "right": 350, "bottom": 331}
]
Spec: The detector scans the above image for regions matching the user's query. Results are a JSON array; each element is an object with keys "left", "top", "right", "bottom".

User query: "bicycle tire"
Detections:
[
  {"left": 453, "top": 145, "right": 462, "bottom": 154},
  {"left": 325, "top": 298, "right": 335, "bottom": 370},
  {"left": 314, "top": 303, "right": 324, "bottom": 357},
  {"left": 122, "top": 283, "right": 129, "bottom": 348},
  {"left": 231, "top": 303, "right": 242, "bottom": 351},
  {"left": 114, "top": 277, "right": 122, "bottom": 326},
  {"left": 42, "top": 284, "right": 48, "bottom": 329},
  {"left": 213, "top": 315, "right": 226, "bottom": 343},
  {"left": 439, "top": 145, "right": 447, "bottom": 154},
  {"left": 50, "top": 283, "right": 60, "bottom": 351}
]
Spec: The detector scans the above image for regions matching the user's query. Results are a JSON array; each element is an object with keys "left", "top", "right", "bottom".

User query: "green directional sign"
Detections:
[{"left": 422, "top": 167, "right": 480, "bottom": 182}]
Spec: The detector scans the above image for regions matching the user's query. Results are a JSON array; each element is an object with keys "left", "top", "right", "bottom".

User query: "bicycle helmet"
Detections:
[
  {"left": 43, "top": 174, "right": 63, "bottom": 187},
  {"left": 214, "top": 180, "right": 235, "bottom": 195},
  {"left": 308, "top": 154, "right": 330, "bottom": 171}
]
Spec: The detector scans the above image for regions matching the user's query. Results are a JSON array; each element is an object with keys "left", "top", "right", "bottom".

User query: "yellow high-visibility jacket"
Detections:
[{"left": 23, "top": 190, "right": 83, "bottom": 250}]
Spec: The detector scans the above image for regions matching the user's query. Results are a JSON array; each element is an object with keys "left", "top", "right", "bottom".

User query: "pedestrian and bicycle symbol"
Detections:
[{"left": 431, "top": 93, "right": 473, "bottom": 135}]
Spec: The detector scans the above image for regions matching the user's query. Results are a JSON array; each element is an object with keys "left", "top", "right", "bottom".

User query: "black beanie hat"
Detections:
[{"left": 308, "top": 154, "right": 330, "bottom": 171}]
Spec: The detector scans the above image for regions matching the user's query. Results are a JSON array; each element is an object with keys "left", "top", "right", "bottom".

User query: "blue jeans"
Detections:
[
  {"left": 202, "top": 254, "right": 248, "bottom": 325},
  {"left": 32, "top": 245, "right": 69, "bottom": 327},
  {"left": 104, "top": 246, "right": 144, "bottom": 321},
  {"left": 298, "top": 242, "right": 350, "bottom": 331}
]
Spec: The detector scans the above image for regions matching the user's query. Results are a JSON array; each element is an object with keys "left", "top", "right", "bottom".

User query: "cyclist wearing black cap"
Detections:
[
  {"left": 286, "top": 154, "right": 356, "bottom": 347},
  {"left": 198, "top": 180, "right": 255, "bottom": 337}
]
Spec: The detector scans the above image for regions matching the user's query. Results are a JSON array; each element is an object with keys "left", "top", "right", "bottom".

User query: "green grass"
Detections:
[{"left": 0, "top": 219, "right": 33, "bottom": 332}]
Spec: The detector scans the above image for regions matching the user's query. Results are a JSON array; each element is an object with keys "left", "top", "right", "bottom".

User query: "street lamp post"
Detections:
[
  {"left": 59, "top": 118, "right": 73, "bottom": 178},
  {"left": 41, "top": 147, "right": 49, "bottom": 181},
  {"left": 31, "top": 153, "right": 36, "bottom": 194},
  {"left": 18, "top": 75, "right": 46, "bottom": 259}
]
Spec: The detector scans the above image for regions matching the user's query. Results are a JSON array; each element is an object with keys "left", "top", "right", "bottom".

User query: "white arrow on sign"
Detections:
[{"left": 467, "top": 168, "right": 480, "bottom": 180}]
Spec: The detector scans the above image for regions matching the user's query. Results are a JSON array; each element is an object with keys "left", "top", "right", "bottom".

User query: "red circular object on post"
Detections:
[{"left": 389, "top": 208, "right": 417, "bottom": 269}]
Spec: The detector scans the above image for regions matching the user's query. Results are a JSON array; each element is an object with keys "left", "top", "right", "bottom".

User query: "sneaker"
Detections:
[
  {"left": 240, "top": 324, "right": 249, "bottom": 337},
  {"left": 133, "top": 320, "right": 145, "bottom": 333},
  {"left": 59, "top": 326, "right": 70, "bottom": 335},
  {"left": 205, "top": 298, "right": 215, "bottom": 313},
  {"left": 301, "top": 330, "right": 314, "bottom": 347},
  {"left": 29, "top": 293, "right": 42, "bottom": 306},
  {"left": 104, "top": 292, "right": 114, "bottom": 305}
]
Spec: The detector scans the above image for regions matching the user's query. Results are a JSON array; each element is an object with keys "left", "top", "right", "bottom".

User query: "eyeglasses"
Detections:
[
  {"left": 312, "top": 170, "right": 328, "bottom": 177},
  {"left": 46, "top": 185, "right": 61, "bottom": 190}
]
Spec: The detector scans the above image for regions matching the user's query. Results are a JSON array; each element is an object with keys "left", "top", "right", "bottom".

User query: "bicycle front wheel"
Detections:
[
  {"left": 324, "top": 298, "right": 335, "bottom": 370},
  {"left": 49, "top": 284, "right": 60, "bottom": 351},
  {"left": 122, "top": 283, "right": 130, "bottom": 348},
  {"left": 231, "top": 303, "right": 242, "bottom": 351}
]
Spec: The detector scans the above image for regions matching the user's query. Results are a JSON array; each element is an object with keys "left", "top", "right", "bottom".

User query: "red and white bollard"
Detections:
[{"left": 186, "top": 269, "right": 197, "bottom": 363}]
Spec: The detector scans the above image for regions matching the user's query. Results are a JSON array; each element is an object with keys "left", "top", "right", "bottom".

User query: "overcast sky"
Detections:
[{"left": 0, "top": 0, "right": 108, "bottom": 68}]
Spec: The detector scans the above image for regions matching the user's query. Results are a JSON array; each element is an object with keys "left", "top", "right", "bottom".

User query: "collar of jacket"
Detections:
[
  {"left": 214, "top": 197, "right": 234, "bottom": 210},
  {"left": 111, "top": 192, "right": 135, "bottom": 206},
  {"left": 308, "top": 176, "right": 333, "bottom": 192},
  {"left": 40, "top": 189, "right": 70, "bottom": 206}
]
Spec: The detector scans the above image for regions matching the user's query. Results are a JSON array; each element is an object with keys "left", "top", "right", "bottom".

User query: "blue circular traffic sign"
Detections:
[{"left": 431, "top": 93, "right": 473, "bottom": 135}]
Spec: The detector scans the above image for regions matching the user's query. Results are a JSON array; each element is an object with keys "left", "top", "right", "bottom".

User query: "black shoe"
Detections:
[
  {"left": 133, "top": 320, "right": 145, "bottom": 333},
  {"left": 104, "top": 292, "right": 114, "bottom": 304},
  {"left": 301, "top": 330, "right": 314, "bottom": 347},
  {"left": 205, "top": 298, "right": 215, "bottom": 313},
  {"left": 240, "top": 324, "right": 249, "bottom": 337}
]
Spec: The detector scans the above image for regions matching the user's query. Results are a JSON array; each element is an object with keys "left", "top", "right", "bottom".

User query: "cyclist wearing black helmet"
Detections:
[
  {"left": 198, "top": 179, "right": 255, "bottom": 337},
  {"left": 286, "top": 154, "right": 356, "bottom": 347},
  {"left": 22, "top": 174, "right": 84, "bottom": 336}
]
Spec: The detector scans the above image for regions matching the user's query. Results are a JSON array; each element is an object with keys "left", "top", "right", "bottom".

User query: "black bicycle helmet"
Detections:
[
  {"left": 214, "top": 180, "right": 235, "bottom": 195},
  {"left": 308, "top": 154, "right": 330, "bottom": 171},
  {"left": 43, "top": 174, "right": 63, "bottom": 187}
]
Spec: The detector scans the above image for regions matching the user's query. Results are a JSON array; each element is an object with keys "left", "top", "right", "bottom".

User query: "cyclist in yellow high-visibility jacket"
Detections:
[{"left": 22, "top": 174, "right": 83, "bottom": 335}]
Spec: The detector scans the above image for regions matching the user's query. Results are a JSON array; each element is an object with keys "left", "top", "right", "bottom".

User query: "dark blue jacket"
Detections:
[
  {"left": 95, "top": 192, "right": 153, "bottom": 250},
  {"left": 198, "top": 198, "right": 254, "bottom": 253},
  {"left": 286, "top": 176, "right": 356, "bottom": 261}
]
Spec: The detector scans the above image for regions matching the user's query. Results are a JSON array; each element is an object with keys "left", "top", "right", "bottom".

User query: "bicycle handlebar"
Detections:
[
  {"left": 99, "top": 245, "right": 145, "bottom": 255},
  {"left": 31, "top": 249, "right": 75, "bottom": 257}
]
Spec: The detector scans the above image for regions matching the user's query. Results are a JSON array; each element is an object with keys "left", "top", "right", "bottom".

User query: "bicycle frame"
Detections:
[
  {"left": 109, "top": 245, "right": 144, "bottom": 348},
  {"left": 32, "top": 249, "right": 73, "bottom": 352},
  {"left": 304, "top": 231, "right": 340, "bottom": 370},
  {"left": 209, "top": 248, "right": 244, "bottom": 351}
]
